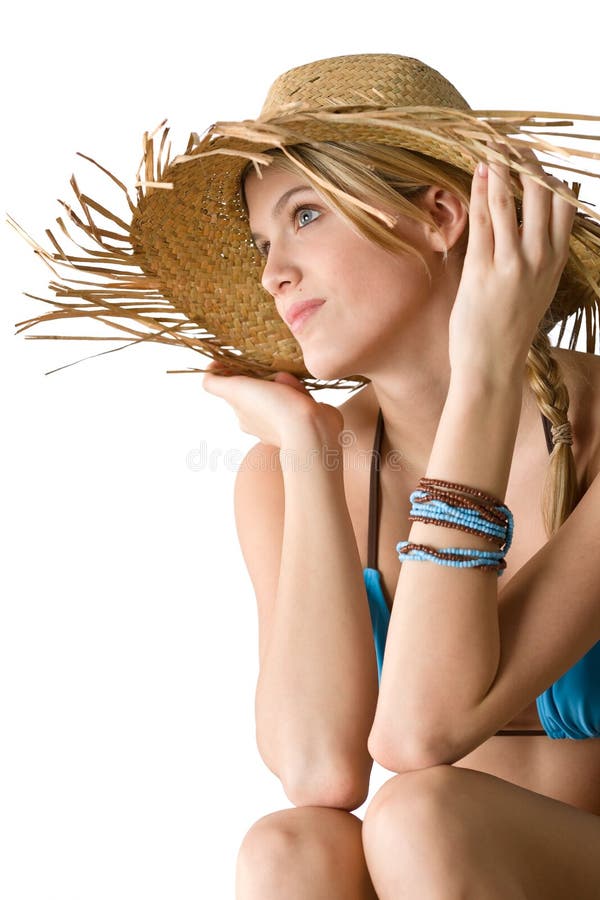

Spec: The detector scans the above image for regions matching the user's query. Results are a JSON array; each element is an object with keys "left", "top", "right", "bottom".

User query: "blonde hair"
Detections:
[{"left": 243, "top": 142, "right": 583, "bottom": 537}]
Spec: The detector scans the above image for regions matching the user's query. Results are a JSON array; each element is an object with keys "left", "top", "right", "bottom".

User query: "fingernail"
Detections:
[{"left": 477, "top": 162, "right": 488, "bottom": 177}]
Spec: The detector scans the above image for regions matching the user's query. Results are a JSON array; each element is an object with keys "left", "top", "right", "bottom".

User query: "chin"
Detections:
[
  {"left": 303, "top": 361, "right": 356, "bottom": 383},
  {"left": 301, "top": 347, "right": 364, "bottom": 383}
]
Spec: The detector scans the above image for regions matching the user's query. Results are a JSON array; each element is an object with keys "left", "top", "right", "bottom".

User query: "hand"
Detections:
[
  {"left": 201, "top": 362, "right": 344, "bottom": 448},
  {"left": 448, "top": 143, "right": 577, "bottom": 377}
]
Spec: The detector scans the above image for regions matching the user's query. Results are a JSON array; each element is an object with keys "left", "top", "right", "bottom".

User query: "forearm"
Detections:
[
  {"left": 256, "top": 422, "right": 379, "bottom": 805},
  {"left": 371, "top": 368, "right": 524, "bottom": 767}
]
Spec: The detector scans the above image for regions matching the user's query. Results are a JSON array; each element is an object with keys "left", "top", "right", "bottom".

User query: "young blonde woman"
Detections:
[{"left": 15, "top": 55, "right": 600, "bottom": 898}]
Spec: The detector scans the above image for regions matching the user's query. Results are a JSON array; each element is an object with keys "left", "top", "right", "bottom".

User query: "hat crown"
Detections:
[{"left": 260, "top": 53, "right": 471, "bottom": 118}]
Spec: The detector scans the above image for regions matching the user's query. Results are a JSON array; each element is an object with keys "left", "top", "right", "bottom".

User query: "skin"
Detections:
[
  {"left": 206, "top": 151, "right": 600, "bottom": 899},
  {"left": 238, "top": 163, "right": 467, "bottom": 469},
  {"left": 205, "top": 147, "right": 575, "bottom": 469},
  {"left": 247, "top": 169, "right": 464, "bottom": 375}
]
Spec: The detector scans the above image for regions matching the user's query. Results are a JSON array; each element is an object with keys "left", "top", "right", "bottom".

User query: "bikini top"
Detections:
[{"left": 362, "top": 408, "right": 600, "bottom": 740}]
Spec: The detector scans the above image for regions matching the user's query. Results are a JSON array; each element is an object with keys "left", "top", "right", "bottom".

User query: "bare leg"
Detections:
[
  {"left": 236, "top": 806, "right": 379, "bottom": 899},
  {"left": 362, "top": 765, "right": 600, "bottom": 900}
]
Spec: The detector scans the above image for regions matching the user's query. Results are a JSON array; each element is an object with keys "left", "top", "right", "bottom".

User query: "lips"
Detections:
[{"left": 285, "top": 299, "right": 325, "bottom": 329}]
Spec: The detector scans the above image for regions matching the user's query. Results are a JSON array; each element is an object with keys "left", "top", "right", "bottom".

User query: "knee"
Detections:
[
  {"left": 362, "top": 765, "right": 463, "bottom": 851},
  {"left": 236, "top": 807, "right": 356, "bottom": 896},
  {"left": 365, "top": 764, "right": 455, "bottom": 814},
  {"left": 236, "top": 810, "right": 300, "bottom": 892},
  {"left": 361, "top": 767, "right": 484, "bottom": 896}
]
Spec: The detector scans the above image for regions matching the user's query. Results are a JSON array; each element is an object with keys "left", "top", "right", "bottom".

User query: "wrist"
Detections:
[
  {"left": 280, "top": 403, "right": 343, "bottom": 447},
  {"left": 425, "top": 371, "right": 524, "bottom": 501},
  {"left": 278, "top": 417, "right": 344, "bottom": 477},
  {"left": 449, "top": 360, "right": 526, "bottom": 397}
]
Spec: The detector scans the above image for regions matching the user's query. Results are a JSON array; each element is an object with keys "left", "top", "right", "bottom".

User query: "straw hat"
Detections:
[{"left": 12, "top": 53, "right": 600, "bottom": 388}]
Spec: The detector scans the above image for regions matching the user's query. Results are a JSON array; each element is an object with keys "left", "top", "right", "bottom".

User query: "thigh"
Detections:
[
  {"left": 236, "top": 806, "right": 378, "bottom": 900},
  {"left": 362, "top": 765, "right": 600, "bottom": 900}
]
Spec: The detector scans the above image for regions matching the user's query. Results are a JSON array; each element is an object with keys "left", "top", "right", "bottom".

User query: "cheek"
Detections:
[
  {"left": 345, "top": 254, "right": 415, "bottom": 310},
  {"left": 325, "top": 228, "right": 425, "bottom": 315}
]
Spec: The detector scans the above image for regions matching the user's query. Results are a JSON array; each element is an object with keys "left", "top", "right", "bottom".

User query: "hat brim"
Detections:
[
  {"left": 14, "top": 107, "right": 600, "bottom": 383},
  {"left": 131, "top": 108, "right": 600, "bottom": 371}
]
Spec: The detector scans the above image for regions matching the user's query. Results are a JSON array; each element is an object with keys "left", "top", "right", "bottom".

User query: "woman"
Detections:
[
  {"left": 15, "top": 54, "right": 600, "bottom": 898},
  {"left": 200, "top": 64, "right": 600, "bottom": 897}
]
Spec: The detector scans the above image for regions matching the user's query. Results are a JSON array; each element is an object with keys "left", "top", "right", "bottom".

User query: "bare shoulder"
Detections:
[
  {"left": 234, "top": 441, "right": 283, "bottom": 548},
  {"left": 551, "top": 346, "right": 600, "bottom": 484},
  {"left": 551, "top": 344, "right": 599, "bottom": 386}
]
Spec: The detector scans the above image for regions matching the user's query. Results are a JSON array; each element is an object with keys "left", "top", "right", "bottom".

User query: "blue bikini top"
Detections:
[{"left": 362, "top": 407, "right": 600, "bottom": 740}]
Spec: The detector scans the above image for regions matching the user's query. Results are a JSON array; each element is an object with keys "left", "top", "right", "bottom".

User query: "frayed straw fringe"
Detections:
[{"left": 9, "top": 107, "right": 600, "bottom": 382}]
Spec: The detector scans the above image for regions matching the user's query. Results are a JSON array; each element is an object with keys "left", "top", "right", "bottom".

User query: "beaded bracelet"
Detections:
[
  {"left": 396, "top": 541, "right": 507, "bottom": 575},
  {"left": 414, "top": 483, "right": 507, "bottom": 525},
  {"left": 413, "top": 477, "right": 513, "bottom": 548},
  {"left": 409, "top": 491, "right": 514, "bottom": 552},
  {"left": 397, "top": 477, "right": 514, "bottom": 576},
  {"left": 419, "top": 477, "right": 503, "bottom": 508}
]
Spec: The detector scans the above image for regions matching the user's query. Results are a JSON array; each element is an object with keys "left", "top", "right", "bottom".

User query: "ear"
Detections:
[{"left": 417, "top": 185, "right": 468, "bottom": 255}]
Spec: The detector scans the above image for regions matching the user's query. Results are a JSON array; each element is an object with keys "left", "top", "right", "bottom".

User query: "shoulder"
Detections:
[
  {"left": 550, "top": 344, "right": 599, "bottom": 385},
  {"left": 234, "top": 441, "right": 283, "bottom": 548},
  {"left": 234, "top": 441, "right": 283, "bottom": 528}
]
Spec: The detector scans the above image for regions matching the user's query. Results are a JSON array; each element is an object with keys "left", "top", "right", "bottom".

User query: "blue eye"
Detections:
[{"left": 293, "top": 206, "right": 321, "bottom": 228}]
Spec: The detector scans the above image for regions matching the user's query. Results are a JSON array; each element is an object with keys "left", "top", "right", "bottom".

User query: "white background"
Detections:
[{"left": 2, "top": 2, "right": 599, "bottom": 898}]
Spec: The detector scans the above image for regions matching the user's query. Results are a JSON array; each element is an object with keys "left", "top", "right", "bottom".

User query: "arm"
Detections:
[
  {"left": 205, "top": 366, "right": 378, "bottom": 806},
  {"left": 371, "top": 375, "right": 600, "bottom": 769},
  {"left": 368, "top": 370, "right": 522, "bottom": 769},
  {"left": 368, "top": 148, "right": 580, "bottom": 770},
  {"left": 262, "top": 423, "right": 379, "bottom": 807},
  {"left": 235, "top": 421, "right": 379, "bottom": 810}
]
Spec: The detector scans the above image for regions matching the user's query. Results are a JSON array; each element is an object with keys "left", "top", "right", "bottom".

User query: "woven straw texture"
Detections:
[{"left": 12, "top": 53, "right": 600, "bottom": 386}]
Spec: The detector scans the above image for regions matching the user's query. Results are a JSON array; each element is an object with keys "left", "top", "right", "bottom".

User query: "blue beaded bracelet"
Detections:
[
  {"left": 408, "top": 491, "right": 514, "bottom": 552},
  {"left": 396, "top": 541, "right": 507, "bottom": 576}
]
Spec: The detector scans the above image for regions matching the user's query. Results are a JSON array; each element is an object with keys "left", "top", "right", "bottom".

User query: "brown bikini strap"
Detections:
[
  {"left": 367, "top": 409, "right": 553, "bottom": 571},
  {"left": 541, "top": 414, "right": 554, "bottom": 455},
  {"left": 367, "top": 407, "right": 384, "bottom": 570}
]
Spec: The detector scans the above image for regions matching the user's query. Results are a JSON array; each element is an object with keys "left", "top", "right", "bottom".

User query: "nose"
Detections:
[{"left": 260, "top": 241, "right": 301, "bottom": 302}]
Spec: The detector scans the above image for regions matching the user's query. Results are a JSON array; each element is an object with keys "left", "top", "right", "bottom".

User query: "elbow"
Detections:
[
  {"left": 368, "top": 725, "right": 456, "bottom": 775},
  {"left": 256, "top": 724, "right": 373, "bottom": 810},
  {"left": 284, "top": 765, "right": 371, "bottom": 812}
]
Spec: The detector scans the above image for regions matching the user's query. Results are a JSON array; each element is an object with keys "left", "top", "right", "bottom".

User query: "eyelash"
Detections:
[
  {"left": 290, "top": 203, "right": 321, "bottom": 229},
  {"left": 256, "top": 203, "right": 321, "bottom": 257}
]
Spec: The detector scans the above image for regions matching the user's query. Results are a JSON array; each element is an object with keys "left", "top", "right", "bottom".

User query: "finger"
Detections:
[
  {"left": 273, "top": 371, "right": 310, "bottom": 392},
  {"left": 485, "top": 142, "right": 519, "bottom": 259},
  {"left": 518, "top": 158, "right": 553, "bottom": 258},
  {"left": 205, "top": 360, "right": 235, "bottom": 375},
  {"left": 514, "top": 144, "right": 542, "bottom": 167},
  {"left": 202, "top": 371, "right": 226, "bottom": 395},
  {"left": 202, "top": 371, "right": 245, "bottom": 395},
  {"left": 465, "top": 160, "right": 494, "bottom": 262},
  {"left": 548, "top": 178, "right": 578, "bottom": 257}
]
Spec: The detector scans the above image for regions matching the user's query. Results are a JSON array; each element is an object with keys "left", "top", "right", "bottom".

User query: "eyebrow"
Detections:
[{"left": 250, "top": 185, "right": 315, "bottom": 243}]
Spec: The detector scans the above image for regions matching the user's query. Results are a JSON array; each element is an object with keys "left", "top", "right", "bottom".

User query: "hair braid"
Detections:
[{"left": 526, "top": 330, "right": 581, "bottom": 537}]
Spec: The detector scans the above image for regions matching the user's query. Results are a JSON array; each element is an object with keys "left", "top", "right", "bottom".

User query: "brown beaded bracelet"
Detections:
[
  {"left": 399, "top": 541, "right": 507, "bottom": 572},
  {"left": 412, "top": 485, "right": 507, "bottom": 527},
  {"left": 409, "top": 477, "right": 512, "bottom": 554},
  {"left": 408, "top": 514, "right": 506, "bottom": 545},
  {"left": 419, "top": 477, "right": 504, "bottom": 509}
]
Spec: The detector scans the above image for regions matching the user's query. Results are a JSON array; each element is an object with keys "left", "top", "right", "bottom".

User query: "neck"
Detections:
[
  {"left": 369, "top": 359, "right": 452, "bottom": 479},
  {"left": 361, "top": 359, "right": 534, "bottom": 480}
]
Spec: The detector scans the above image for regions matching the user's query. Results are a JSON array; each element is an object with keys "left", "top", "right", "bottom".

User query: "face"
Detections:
[{"left": 244, "top": 164, "right": 453, "bottom": 382}]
